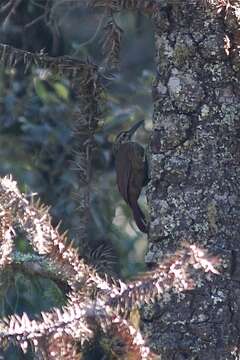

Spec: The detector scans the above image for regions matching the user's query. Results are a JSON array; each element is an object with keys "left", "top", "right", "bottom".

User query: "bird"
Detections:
[{"left": 113, "top": 120, "right": 149, "bottom": 233}]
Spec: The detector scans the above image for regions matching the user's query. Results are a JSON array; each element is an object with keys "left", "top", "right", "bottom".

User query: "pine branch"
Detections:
[
  {"left": 69, "top": 53, "right": 104, "bottom": 247},
  {"left": 101, "top": 18, "right": 123, "bottom": 70},
  {"left": 87, "top": 0, "right": 158, "bottom": 14},
  {"left": 105, "top": 243, "right": 220, "bottom": 315},
  {"left": 0, "top": 176, "right": 220, "bottom": 358},
  {"left": 0, "top": 302, "right": 94, "bottom": 353},
  {"left": 99, "top": 315, "right": 156, "bottom": 359},
  {"left": 0, "top": 176, "right": 117, "bottom": 293},
  {"left": 0, "top": 210, "right": 15, "bottom": 268},
  {"left": 0, "top": 176, "right": 220, "bottom": 306},
  {"left": 0, "top": 300, "right": 154, "bottom": 359},
  {"left": 37, "top": 333, "right": 80, "bottom": 360},
  {"left": 0, "top": 43, "right": 98, "bottom": 79}
]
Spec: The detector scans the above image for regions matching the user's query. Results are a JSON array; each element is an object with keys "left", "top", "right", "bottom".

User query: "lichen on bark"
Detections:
[{"left": 145, "top": 1, "right": 240, "bottom": 358}]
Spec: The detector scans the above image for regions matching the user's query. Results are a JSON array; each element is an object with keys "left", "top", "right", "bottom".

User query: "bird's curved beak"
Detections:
[{"left": 128, "top": 120, "right": 144, "bottom": 138}]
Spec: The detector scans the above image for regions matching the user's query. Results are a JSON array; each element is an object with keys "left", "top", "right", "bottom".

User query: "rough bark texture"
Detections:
[{"left": 144, "top": 1, "right": 240, "bottom": 359}]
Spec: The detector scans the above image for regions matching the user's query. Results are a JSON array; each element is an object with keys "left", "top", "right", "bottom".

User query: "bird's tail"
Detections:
[{"left": 130, "top": 201, "right": 148, "bottom": 233}]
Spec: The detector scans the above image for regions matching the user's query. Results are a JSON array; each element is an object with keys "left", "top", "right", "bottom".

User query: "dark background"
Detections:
[{"left": 0, "top": 1, "right": 154, "bottom": 358}]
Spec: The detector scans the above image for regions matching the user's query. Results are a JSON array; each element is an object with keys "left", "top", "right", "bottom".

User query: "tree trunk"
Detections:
[{"left": 144, "top": 2, "right": 240, "bottom": 359}]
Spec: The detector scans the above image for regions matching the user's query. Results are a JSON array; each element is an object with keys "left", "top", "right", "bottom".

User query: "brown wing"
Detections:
[
  {"left": 127, "top": 143, "right": 145, "bottom": 204},
  {"left": 115, "top": 142, "right": 145, "bottom": 202},
  {"left": 115, "top": 142, "right": 148, "bottom": 233},
  {"left": 115, "top": 143, "right": 132, "bottom": 204},
  {"left": 127, "top": 144, "right": 147, "bottom": 232},
  {"left": 131, "top": 201, "right": 148, "bottom": 233}
]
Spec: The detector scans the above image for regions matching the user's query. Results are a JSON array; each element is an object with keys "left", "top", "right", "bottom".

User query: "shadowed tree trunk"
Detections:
[{"left": 144, "top": 1, "right": 240, "bottom": 359}]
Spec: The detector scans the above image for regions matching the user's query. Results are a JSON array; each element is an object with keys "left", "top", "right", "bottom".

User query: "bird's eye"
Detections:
[
  {"left": 115, "top": 131, "right": 127, "bottom": 144},
  {"left": 118, "top": 132, "right": 124, "bottom": 139}
]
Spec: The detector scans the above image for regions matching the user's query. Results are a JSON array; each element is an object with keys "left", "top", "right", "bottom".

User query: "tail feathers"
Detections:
[{"left": 130, "top": 201, "right": 148, "bottom": 233}]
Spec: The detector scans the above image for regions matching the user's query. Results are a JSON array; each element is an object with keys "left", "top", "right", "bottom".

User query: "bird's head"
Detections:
[{"left": 113, "top": 120, "right": 144, "bottom": 153}]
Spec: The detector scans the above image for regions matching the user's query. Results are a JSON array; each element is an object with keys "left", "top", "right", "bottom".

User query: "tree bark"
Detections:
[{"left": 144, "top": 1, "right": 240, "bottom": 359}]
